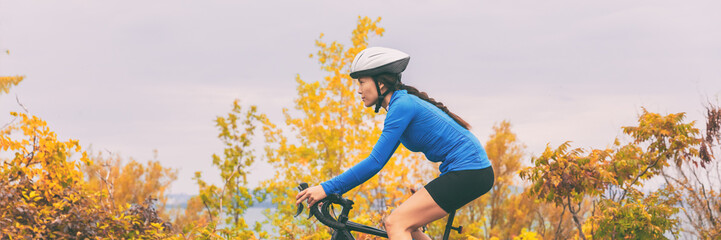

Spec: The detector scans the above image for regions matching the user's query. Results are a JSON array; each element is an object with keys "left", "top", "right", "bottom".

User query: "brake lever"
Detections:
[
  {"left": 308, "top": 204, "right": 314, "bottom": 219},
  {"left": 294, "top": 202, "right": 304, "bottom": 217},
  {"left": 294, "top": 183, "right": 310, "bottom": 218},
  {"left": 294, "top": 202, "right": 314, "bottom": 219}
]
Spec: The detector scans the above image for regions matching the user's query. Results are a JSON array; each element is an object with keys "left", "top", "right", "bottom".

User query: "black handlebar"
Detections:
[
  {"left": 296, "top": 182, "right": 355, "bottom": 230},
  {"left": 313, "top": 194, "right": 354, "bottom": 229}
]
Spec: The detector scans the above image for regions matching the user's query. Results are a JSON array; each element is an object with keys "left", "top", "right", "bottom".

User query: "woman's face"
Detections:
[{"left": 357, "top": 76, "right": 379, "bottom": 107}]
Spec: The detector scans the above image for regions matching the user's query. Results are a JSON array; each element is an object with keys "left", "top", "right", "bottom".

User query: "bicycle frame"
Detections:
[{"left": 296, "top": 183, "right": 462, "bottom": 240}]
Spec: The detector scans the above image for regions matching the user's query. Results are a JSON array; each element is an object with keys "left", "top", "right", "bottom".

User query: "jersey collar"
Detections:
[{"left": 388, "top": 89, "right": 408, "bottom": 109}]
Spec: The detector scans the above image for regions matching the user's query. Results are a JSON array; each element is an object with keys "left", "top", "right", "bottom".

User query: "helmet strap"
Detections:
[{"left": 373, "top": 77, "right": 389, "bottom": 113}]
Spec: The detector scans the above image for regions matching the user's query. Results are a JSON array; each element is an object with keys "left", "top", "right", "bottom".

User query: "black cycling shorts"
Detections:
[{"left": 425, "top": 167, "right": 494, "bottom": 213}]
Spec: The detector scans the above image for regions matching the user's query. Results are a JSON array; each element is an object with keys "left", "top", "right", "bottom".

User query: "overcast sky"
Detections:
[{"left": 1, "top": 0, "right": 720, "bottom": 195}]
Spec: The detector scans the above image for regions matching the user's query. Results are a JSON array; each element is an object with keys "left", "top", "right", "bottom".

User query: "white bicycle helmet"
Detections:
[
  {"left": 349, "top": 47, "right": 410, "bottom": 112},
  {"left": 349, "top": 47, "right": 410, "bottom": 79}
]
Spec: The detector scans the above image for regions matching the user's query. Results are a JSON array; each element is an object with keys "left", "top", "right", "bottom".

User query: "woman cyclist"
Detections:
[{"left": 296, "top": 47, "right": 494, "bottom": 240}]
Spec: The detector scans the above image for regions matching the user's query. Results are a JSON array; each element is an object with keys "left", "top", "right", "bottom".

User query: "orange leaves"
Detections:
[
  {"left": 519, "top": 109, "right": 709, "bottom": 239},
  {"left": 623, "top": 109, "right": 702, "bottom": 169},
  {"left": 521, "top": 142, "right": 613, "bottom": 206},
  {"left": 1, "top": 112, "right": 170, "bottom": 238}
]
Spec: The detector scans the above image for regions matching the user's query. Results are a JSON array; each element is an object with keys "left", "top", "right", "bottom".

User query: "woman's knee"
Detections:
[
  {"left": 383, "top": 212, "right": 415, "bottom": 233},
  {"left": 383, "top": 212, "right": 402, "bottom": 232},
  {"left": 383, "top": 213, "right": 395, "bottom": 231}
]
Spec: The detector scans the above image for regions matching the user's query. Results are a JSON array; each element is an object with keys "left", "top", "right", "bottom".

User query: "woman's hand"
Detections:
[{"left": 295, "top": 185, "right": 327, "bottom": 207}]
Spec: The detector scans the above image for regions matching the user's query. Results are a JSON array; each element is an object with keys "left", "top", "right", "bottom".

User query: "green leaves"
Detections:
[
  {"left": 592, "top": 186, "right": 680, "bottom": 239},
  {"left": 182, "top": 100, "right": 266, "bottom": 239}
]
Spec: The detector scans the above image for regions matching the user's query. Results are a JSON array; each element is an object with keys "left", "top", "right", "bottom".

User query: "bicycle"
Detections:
[{"left": 295, "top": 183, "right": 463, "bottom": 240}]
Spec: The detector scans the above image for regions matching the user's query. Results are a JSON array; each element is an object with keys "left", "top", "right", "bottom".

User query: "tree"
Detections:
[
  {"left": 588, "top": 109, "right": 699, "bottom": 239},
  {"left": 660, "top": 103, "right": 721, "bottom": 239},
  {"left": 178, "top": 99, "right": 267, "bottom": 239},
  {"left": 527, "top": 200, "right": 578, "bottom": 239},
  {"left": 1, "top": 60, "right": 170, "bottom": 238},
  {"left": 520, "top": 142, "right": 612, "bottom": 240},
  {"left": 520, "top": 108, "right": 702, "bottom": 239},
  {"left": 83, "top": 150, "right": 178, "bottom": 220},
  {"left": 171, "top": 193, "right": 211, "bottom": 237},
  {"left": 259, "top": 16, "right": 437, "bottom": 239},
  {"left": 0, "top": 112, "right": 170, "bottom": 238}
]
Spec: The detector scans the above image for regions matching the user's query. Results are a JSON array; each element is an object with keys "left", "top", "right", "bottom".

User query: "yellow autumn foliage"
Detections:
[{"left": 1, "top": 112, "right": 170, "bottom": 239}]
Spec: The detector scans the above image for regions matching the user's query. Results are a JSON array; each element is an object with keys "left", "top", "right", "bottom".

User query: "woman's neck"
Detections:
[{"left": 381, "top": 91, "right": 395, "bottom": 110}]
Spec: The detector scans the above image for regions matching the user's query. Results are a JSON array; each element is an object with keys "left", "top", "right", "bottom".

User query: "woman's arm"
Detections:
[{"left": 321, "top": 97, "right": 415, "bottom": 194}]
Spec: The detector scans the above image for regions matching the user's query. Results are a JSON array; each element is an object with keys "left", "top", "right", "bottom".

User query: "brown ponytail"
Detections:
[{"left": 375, "top": 74, "right": 472, "bottom": 130}]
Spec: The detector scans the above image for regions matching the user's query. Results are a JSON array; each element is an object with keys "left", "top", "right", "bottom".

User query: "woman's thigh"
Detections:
[
  {"left": 425, "top": 167, "right": 494, "bottom": 213},
  {"left": 385, "top": 187, "right": 448, "bottom": 230},
  {"left": 386, "top": 167, "right": 494, "bottom": 231}
]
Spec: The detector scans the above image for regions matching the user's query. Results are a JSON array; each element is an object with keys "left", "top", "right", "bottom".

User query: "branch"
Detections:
[
  {"left": 24, "top": 135, "right": 37, "bottom": 167},
  {"left": 218, "top": 163, "right": 242, "bottom": 226},
  {"left": 15, "top": 95, "right": 28, "bottom": 113},
  {"left": 554, "top": 205, "right": 566, "bottom": 240},
  {"left": 619, "top": 155, "right": 663, "bottom": 202},
  {"left": 0, "top": 115, "right": 17, "bottom": 131},
  {"left": 535, "top": 209, "right": 546, "bottom": 237},
  {"left": 591, "top": 200, "right": 596, "bottom": 237},
  {"left": 714, "top": 161, "right": 721, "bottom": 221},
  {"left": 95, "top": 163, "right": 115, "bottom": 205},
  {"left": 663, "top": 170, "right": 710, "bottom": 238},
  {"left": 567, "top": 197, "right": 587, "bottom": 240},
  {"left": 691, "top": 166, "right": 719, "bottom": 227},
  {"left": 202, "top": 198, "right": 215, "bottom": 230}
]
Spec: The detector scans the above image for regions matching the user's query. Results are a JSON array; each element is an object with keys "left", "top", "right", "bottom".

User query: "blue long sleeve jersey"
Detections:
[{"left": 321, "top": 90, "right": 492, "bottom": 195}]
